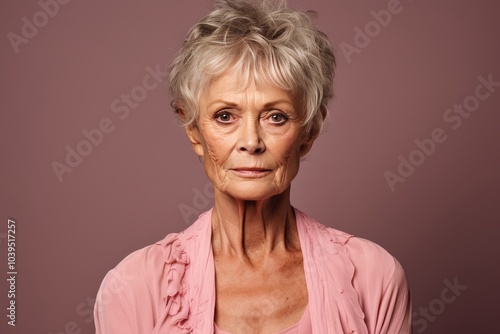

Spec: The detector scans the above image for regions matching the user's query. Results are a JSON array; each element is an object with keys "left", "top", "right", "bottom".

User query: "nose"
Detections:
[{"left": 237, "top": 118, "right": 265, "bottom": 154}]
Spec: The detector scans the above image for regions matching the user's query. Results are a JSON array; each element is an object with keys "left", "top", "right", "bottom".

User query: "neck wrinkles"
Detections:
[{"left": 210, "top": 186, "right": 299, "bottom": 264}]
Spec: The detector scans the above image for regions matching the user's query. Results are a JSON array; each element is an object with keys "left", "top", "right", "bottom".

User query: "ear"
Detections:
[{"left": 185, "top": 125, "right": 205, "bottom": 157}]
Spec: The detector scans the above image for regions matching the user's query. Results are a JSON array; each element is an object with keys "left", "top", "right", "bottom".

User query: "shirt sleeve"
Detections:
[
  {"left": 94, "top": 246, "right": 166, "bottom": 334},
  {"left": 374, "top": 258, "right": 412, "bottom": 334},
  {"left": 347, "top": 237, "right": 412, "bottom": 334}
]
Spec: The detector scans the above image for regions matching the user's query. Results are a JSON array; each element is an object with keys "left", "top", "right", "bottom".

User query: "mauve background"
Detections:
[{"left": 1, "top": 0, "right": 499, "bottom": 333}]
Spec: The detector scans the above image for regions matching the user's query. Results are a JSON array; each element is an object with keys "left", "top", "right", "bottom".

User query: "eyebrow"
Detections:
[
  {"left": 207, "top": 100, "right": 238, "bottom": 109},
  {"left": 207, "top": 99, "right": 295, "bottom": 109}
]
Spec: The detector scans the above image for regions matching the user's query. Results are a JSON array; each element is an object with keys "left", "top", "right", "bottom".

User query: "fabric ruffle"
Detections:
[
  {"left": 158, "top": 233, "right": 192, "bottom": 333},
  {"left": 153, "top": 210, "right": 215, "bottom": 333}
]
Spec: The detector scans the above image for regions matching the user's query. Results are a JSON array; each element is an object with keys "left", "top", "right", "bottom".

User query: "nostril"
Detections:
[{"left": 238, "top": 146, "right": 264, "bottom": 154}]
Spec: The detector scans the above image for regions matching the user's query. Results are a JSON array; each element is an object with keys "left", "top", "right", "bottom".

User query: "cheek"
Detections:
[
  {"left": 269, "top": 149, "right": 301, "bottom": 194},
  {"left": 201, "top": 129, "right": 235, "bottom": 191},
  {"left": 270, "top": 134, "right": 303, "bottom": 183},
  {"left": 203, "top": 129, "right": 233, "bottom": 166},
  {"left": 202, "top": 143, "right": 229, "bottom": 192},
  {"left": 271, "top": 132, "right": 303, "bottom": 165}
]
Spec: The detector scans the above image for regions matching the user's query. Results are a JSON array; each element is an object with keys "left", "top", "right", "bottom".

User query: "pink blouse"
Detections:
[{"left": 94, "top": 208, "right": 412, "bottom": 333}]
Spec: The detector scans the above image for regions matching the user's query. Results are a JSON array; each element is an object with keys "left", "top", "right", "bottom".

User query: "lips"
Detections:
[
  {"left": 232, "top": 167, "right": 270, "bottom": 172},
  {"left": 230, "top": 167, "right": 272, "bottom": 177}
]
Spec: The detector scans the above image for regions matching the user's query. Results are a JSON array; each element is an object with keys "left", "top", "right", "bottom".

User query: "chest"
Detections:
[{"left": 214, "top": 256, "right": 308, "bottom": 334}]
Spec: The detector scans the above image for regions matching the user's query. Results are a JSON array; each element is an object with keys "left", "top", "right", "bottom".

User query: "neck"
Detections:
[{"left": 211, "top": 187, "right": 299, "bottom": 264}]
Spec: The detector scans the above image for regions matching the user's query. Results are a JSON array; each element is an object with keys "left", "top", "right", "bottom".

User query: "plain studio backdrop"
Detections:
[{"left": 1, "top": 0, "right": 499, "bottom": 333}]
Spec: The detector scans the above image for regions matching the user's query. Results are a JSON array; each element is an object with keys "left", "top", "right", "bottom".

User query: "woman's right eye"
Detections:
[{"left": 214, "top": 111, "right": 235, "bottom": 124}]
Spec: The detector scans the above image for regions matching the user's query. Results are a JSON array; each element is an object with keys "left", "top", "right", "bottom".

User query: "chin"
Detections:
[{"left": 224, "top": 182, "right": 285, "bottom": 201}]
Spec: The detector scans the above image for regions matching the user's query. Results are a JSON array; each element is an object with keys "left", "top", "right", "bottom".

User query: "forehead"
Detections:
[{"left": 201, "top": 69, "right": 296, "bottom": 108}]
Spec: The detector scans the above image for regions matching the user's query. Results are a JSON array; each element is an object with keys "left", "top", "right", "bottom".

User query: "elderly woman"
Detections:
[{"left": 94, "top": 0, "right": 412, "bottom": 333}]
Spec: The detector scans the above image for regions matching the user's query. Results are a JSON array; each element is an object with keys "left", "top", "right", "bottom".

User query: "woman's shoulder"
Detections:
[
  {"left": 103, "top": 233, "right": 181, "bottom": 281},
  {"left": 93, "top": 240, "right": 173, "bottom": 332},
  {"left": 94, "top": 233, "right": 181, "bottom": 309},
  {"left": 296, "top": 208, "right": 404, "bottom": 283},
  {"left": 344, "top": 236, "right": 399, "bottom": 271},
  {"left": 295, "top": 209, "right": 412, "bottom": 332},
  {"left": 94, "top": 212, "right": 212, "bottom": 333}
]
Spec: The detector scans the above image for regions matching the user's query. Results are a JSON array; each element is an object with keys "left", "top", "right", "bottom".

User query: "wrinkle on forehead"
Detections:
[{"left": 201, "top": 72, "right": 296, "bottom": 114}]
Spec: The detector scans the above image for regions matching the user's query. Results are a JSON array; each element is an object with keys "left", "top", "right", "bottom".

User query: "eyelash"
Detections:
[
  {"left": 267, "top": 112, "right": 288, "bottom": 125},
  {"left": 214, "top": 110, "right": 235, "bottom": 124},
  {"left": 214, "top": 110, "right": 289, "bottom": 126}
]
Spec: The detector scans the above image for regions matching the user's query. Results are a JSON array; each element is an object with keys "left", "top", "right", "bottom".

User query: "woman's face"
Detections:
[{"left": 186, "top": 69, "right": 315, "bottom": 201}]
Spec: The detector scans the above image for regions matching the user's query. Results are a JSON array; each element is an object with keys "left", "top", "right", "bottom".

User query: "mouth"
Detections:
[{"left": 230, "top": 167, "right": 272, "bottom": 178}]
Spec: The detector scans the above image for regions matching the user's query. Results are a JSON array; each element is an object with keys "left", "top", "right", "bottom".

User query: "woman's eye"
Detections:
[
  {"left": 215, "top": 111, "right": 234, "bottom": 124},
  {"left": 268, "top": 113, "right": 288, "bottom": 125}
]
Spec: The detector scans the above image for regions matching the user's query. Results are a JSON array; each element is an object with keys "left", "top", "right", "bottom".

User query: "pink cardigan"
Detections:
[{"left": 94, "top": 208, "right": 412, "bottom": 333}]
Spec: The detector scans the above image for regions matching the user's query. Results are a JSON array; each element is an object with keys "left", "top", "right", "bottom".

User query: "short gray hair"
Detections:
[{"left": 168, "top": 0, "right": 335, "bottom": 138}]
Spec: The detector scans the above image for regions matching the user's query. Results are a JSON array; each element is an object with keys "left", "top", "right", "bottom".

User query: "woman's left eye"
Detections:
[{"left": 267, "top": 113, "right": 288, "bottom": 125}]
